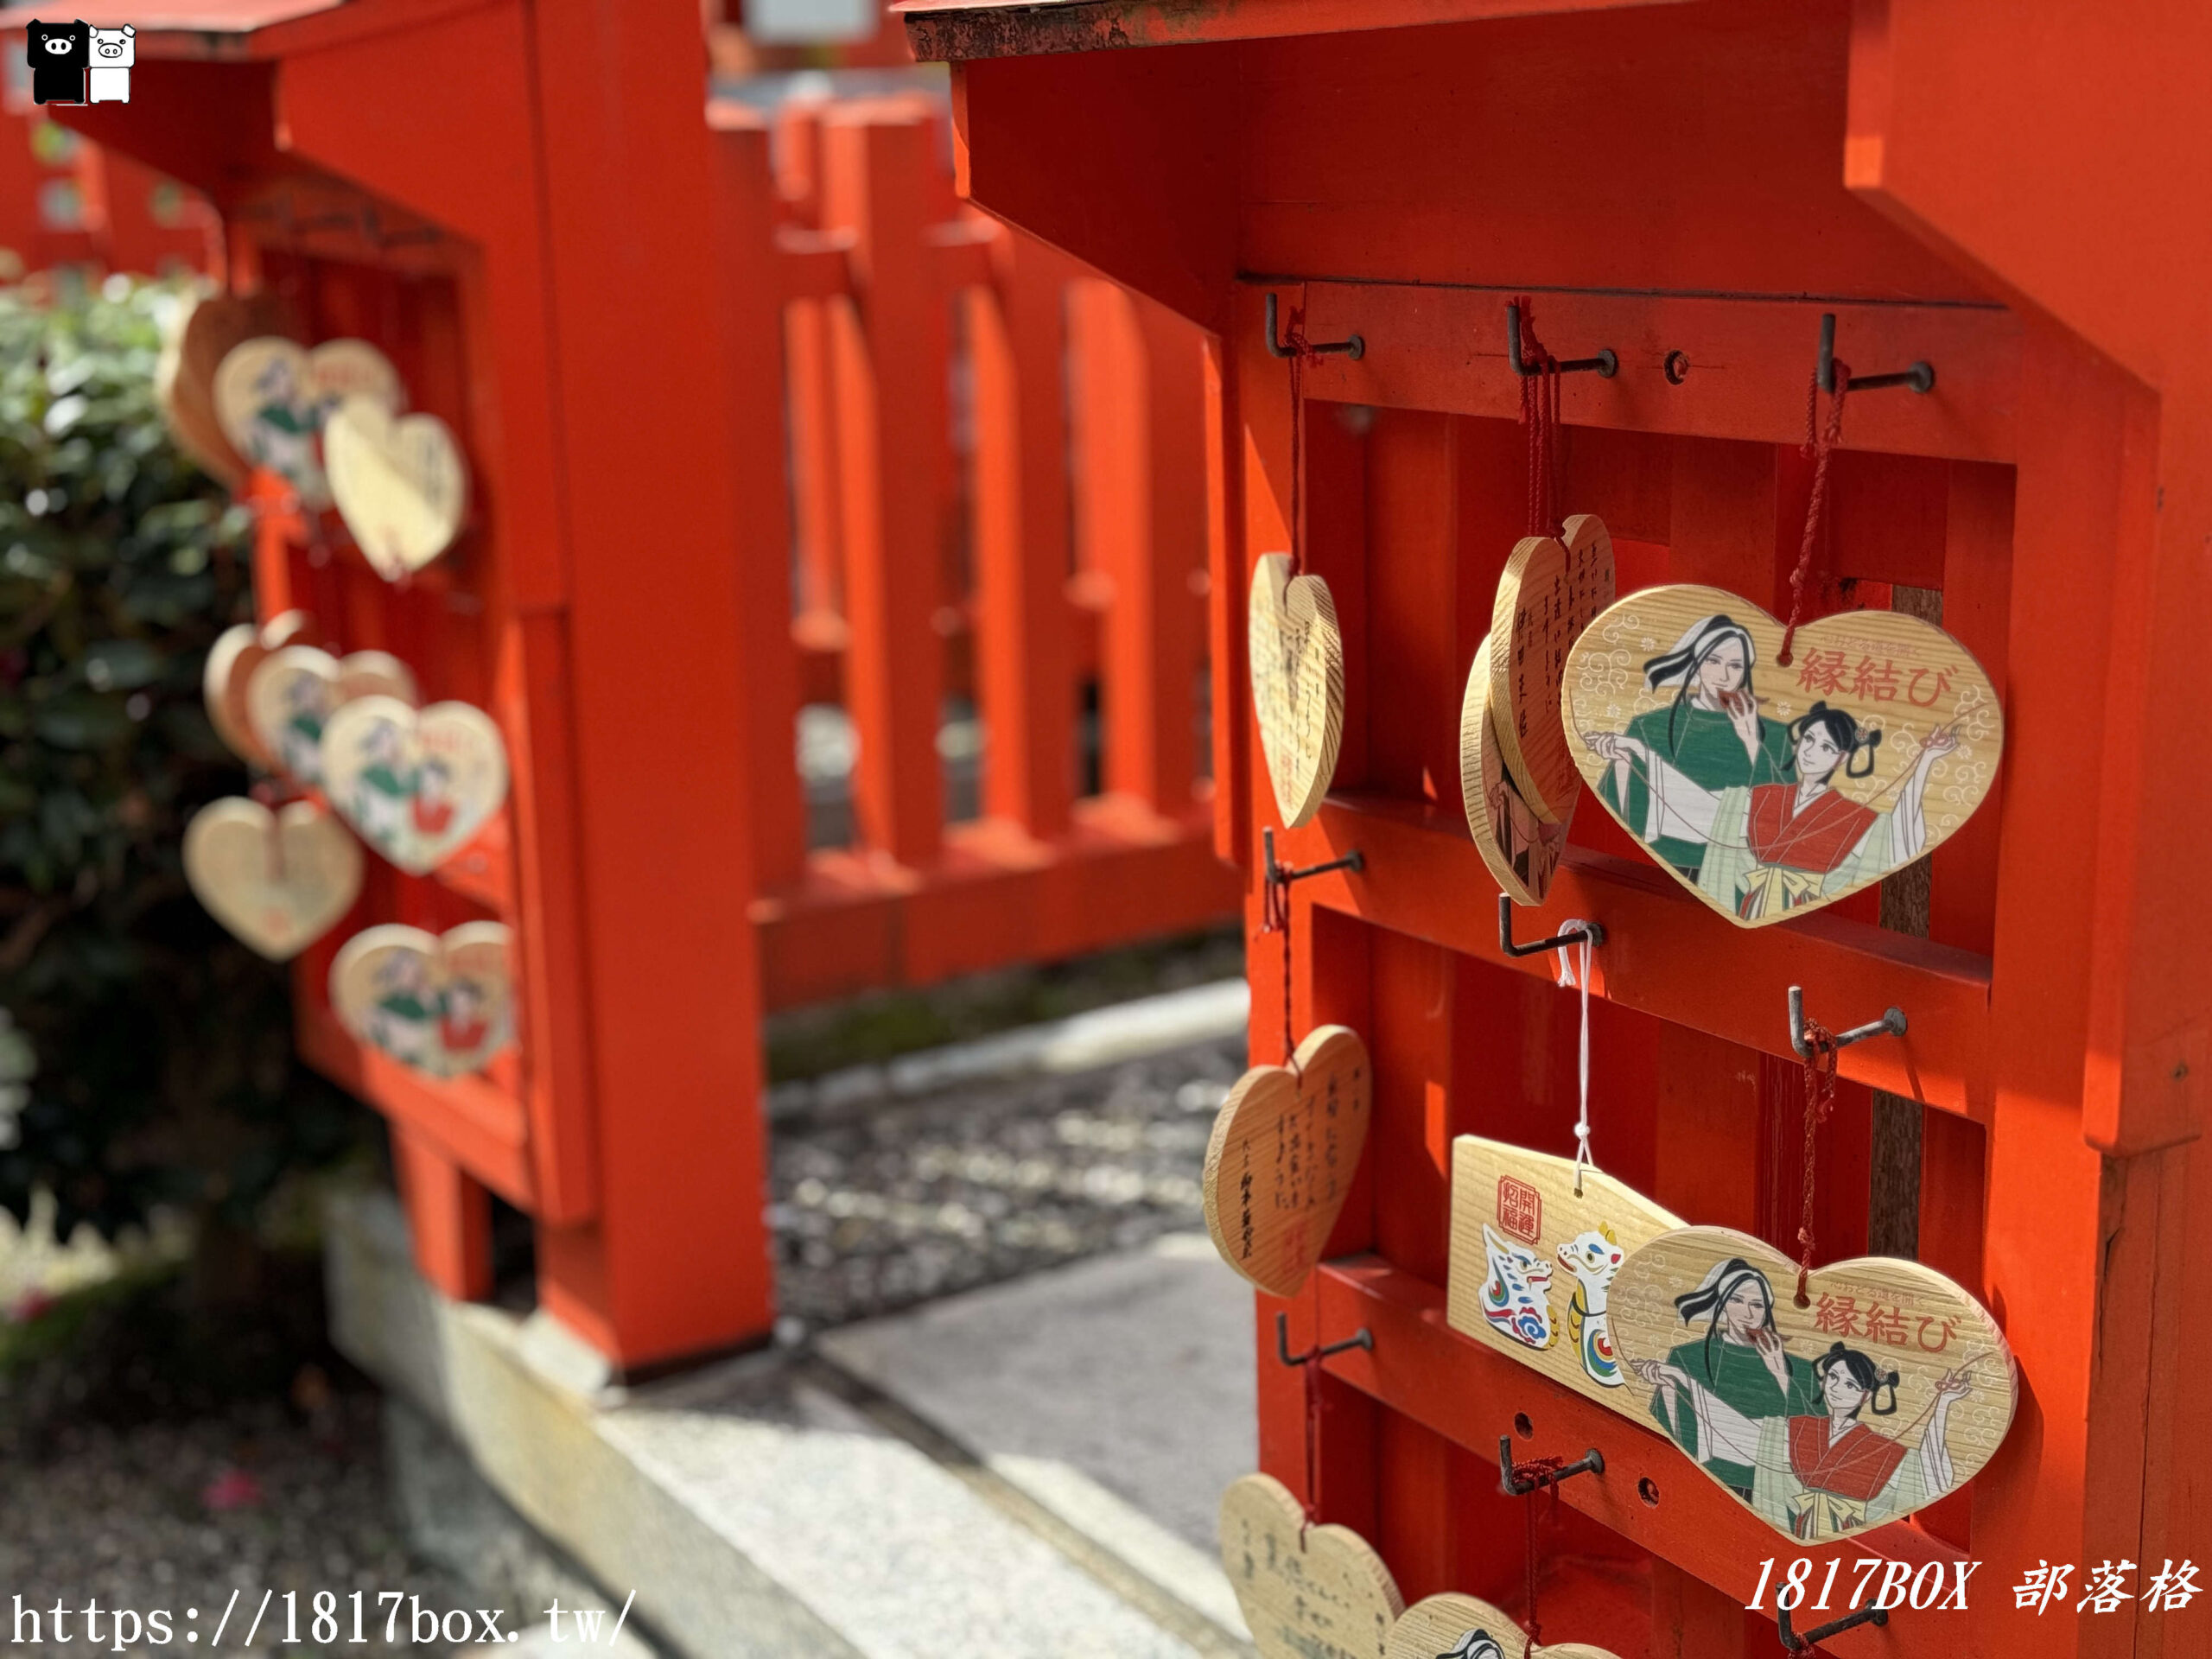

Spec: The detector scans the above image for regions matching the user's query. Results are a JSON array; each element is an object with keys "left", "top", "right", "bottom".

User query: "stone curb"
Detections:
[{"left": 767, "top": 977, "right": 1250, "bottom": 1122}]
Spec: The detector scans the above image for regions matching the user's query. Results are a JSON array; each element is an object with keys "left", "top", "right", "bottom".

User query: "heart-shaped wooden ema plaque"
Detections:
[
  {"left": 1490, "top": 514, "right": 1615, "bottom": 824},
  {"left": 321, "top": 696, "right": 509, "bottom": 875},
  {"left": 1203, "top": 1026, "right": 1370, "bottom": 1298},
  {"left": 1388, "top": 1593, "right": 1622, "bottom": 1659},
  {"left": 1249, "top": 552, "right": 1345, "bottom": 829},
  {"left": 1610, "top": 1225, "right": 2017, "bottom": 1544},
  {"left": 244, "top": 645, "right": 421, "bottom": 787},
  {"left": 1446, "top": 1135, "right": 1685, "bottom": 1421},
  {"left": 1222, "top": 1472, "right": 1402, "bottom": 1659},
  {"left": 202, "top": 610, "right": 318, "bottom": 767},
  {"left": 157, "top": 292, "right": 301, "bottom": 488},
  {"left": 212, "top": 337, "right": 404, "bottom": 509},
  {"left": 325, "top": 395, "right": 469, "bottom": 581},
  {"left": 329, "top": 921, "right": 515, "bottom": 1079},
  {"left": 183, "top": 798, "right": 362, "bottom": 961},
  {"left": 1563, "top": 583, "right": 2002, "bottom": 927},
  {"left": 1460, "top": 629, "right": 1569, "bottom": 906}
]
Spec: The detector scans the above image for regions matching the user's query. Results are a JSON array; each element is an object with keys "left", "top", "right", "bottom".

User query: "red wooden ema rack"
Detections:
[
  {"left": 49, "top": 0, "right": 779, "bottom": 1369},
  {"left": 903, "top": 1, "right": 2211, "bottom": 1655},
  {"left": 47, "top": 0, "right": 1238, "bottom": 1370}
]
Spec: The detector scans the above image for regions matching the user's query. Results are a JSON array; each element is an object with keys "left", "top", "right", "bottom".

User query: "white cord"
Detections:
[{"left": 1555, "top": 921, "right": 1595, "bottom": 1195}]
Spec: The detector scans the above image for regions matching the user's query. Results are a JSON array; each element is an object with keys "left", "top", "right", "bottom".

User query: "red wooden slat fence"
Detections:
[
  {"left": 734, "top": 95, "right": 1235, "bottom": 1011},
  {"left": 0, "top": 100, "right": 220, "bottom": 278},
  {"left": 52, "top": 21, "right": 1234, "bottom": 1369}
]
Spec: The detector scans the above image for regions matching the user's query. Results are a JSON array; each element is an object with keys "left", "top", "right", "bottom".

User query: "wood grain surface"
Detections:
[
  {"left": 1249, "top": 552, "right": 1346, "bottom": 828},
  {"left": 325, "top": 395, "right": 469, "bottom": 581},
  {"left": 1459, "top": 628, "right": 1569, "bottom": 906},
  {"left": 1446, "top": 1135, "right": 1685, "bottom": 1421},
  {"left": 1203, "top": 1025, "right": 1370, "bottom": 1297},
  {"left": 1221, "top": 1471, "right": 1403, "bottom": 1659},
  {"left": 1489, "top": 515, "right": 1615, "bottom": 823}
]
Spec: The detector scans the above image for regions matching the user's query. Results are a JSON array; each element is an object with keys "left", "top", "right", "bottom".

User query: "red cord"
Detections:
[
  {"left": 1516, "top": 297, "right": 1565, "bottom": 539},
  {"left": 1301, "top": 1349, "right": 1324, "bottom": 1524},
  {"left": 1795, "top": 1019, "right": 1839, "bottom": 1306},
  {"left": 1510, "top": 1454, "right": 1566, "bottom": 1656},
  {"left": 1282, "top": 296, "right": 1319, "bottom": 576},
  {"left": 1780, "top": 365, "right": 1851, "bottom": 665}
]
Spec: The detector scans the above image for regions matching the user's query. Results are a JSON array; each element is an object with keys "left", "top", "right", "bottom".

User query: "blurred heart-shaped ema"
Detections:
[
  {"left": 212, "top": 336, "right": 404, "bottom": 509},
  {"left": 183, "top": 798, "right": 361, "bottom": 961},
  {"left": 328, "top": 921, "right": 516, "bottom": 1080},
  {"left": 243, "top": 645, "right": 419, "bottom": 787},
  {"left": 320, "top": 696, "right": 509, "bottom": 875},
  {"left": 202, "top": 610, "right": 318, "bottom": 767},
  {"left": 324, "top": 396, "right": 468, "bottom": 581}
]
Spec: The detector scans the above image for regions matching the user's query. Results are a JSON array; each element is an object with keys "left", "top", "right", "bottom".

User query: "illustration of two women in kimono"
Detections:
[
  {"left": 1630, "top": 1257, "right": 1974, "bottom": 1541},
  {"left": 1586, "top": 614, "right": 1956, "bottom": 919}
]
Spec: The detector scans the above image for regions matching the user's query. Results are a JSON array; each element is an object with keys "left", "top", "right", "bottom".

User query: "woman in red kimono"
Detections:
[
  {"left": 438, "top": 977, "right": 492, "bottom": 1065},
  {"left": 1783, "top": 1343, "right": 1973, "bottom": 1540},
  {"left": 411, "top": 756, "right": 456, "bottom": 838}
]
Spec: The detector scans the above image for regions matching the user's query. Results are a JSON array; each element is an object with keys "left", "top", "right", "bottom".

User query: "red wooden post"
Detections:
[
  {"left": 821, "top": 107, "right": 948, "bottom": 869},
  {"left": 969, "top": 232, "right": 1076, "bottom": 839},
  {"left": 712, "top": 107, "right": 810, "bottom": 895},
  {"left": 389, "top": 1124, "right": 493, "bottom": 1301}
]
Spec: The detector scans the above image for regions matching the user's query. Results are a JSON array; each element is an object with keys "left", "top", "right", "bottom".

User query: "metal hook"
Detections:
[
  {"left": 1499, "top": 895, "right": 1604, "bottom": 959},
  {"left": 1789, "top": 986, "right": 1907, "bottom": 1060},
  {"left": 1778, "top": 1603, "right": 1889, "bottom": 1651},
  {"left": 1263, "top": 828, "right": 1364, "bottom": 891},
  {"left": 1266, "top": 291, "right": 1364, "bottom": 360},
  {"left": 1507, "top": 302, "right": 1617, "bottom": 378},
  {"left": 1497, "top": 1437, "right": 1605, "bottom": 1496},
  {"left": 1275, "top": 1312, "right": 1373, "bottom": 1368},
  {"left": 1818, "top": 313, "right": 1934, "bottom": 395}
]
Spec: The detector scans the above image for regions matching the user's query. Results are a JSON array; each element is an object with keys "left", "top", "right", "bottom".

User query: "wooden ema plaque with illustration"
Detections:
[
  {"left": 1564, "top": 584, "right": 2001, "bottom": 928},
  {"left": 1610, "top": 1227, "right": 2017, "bottom": 1546},
  {"left": 1446, "top": 1137, "right": 1685, "bottom": 1421},
  {"left": 329, "top": 922, "right": 517, "bottom": 1081}
]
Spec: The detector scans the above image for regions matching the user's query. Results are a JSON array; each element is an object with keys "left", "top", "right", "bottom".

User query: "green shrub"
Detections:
[{"left": 0, "top": 274, "right": 361, "bottom": 1250}]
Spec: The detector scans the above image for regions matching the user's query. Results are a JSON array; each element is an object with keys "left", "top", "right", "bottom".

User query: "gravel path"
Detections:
[
  {"left": 0, "top": 1023, "right": 1249, "bottom": 1655},
  {"left": 771, "top": 1036, "right": 1242, "bottom": 1332},
  {"left": 0, "top": 1392, "right": 492, "bottom": 1655}
]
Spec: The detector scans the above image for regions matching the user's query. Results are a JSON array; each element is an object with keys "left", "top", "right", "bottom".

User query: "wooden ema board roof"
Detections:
[{"left": 923, "top": 1, "right": 2212, "bottom": 1655}]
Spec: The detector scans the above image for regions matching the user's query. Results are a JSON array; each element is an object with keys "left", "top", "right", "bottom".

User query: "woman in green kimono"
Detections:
[
  {"left": 1586, "top": 614, "right": 1793, "bottom": 879},
  {"left": 1628, "top": 1257, "right": 1820, "bottom": 1499}
]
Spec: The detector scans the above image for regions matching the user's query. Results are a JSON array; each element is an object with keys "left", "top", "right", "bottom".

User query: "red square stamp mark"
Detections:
[{"left": 1496, "top": 1175, "right": 1542, "bottom": 1244}]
